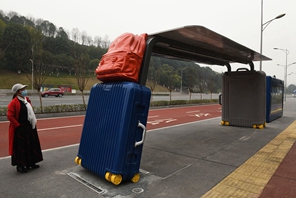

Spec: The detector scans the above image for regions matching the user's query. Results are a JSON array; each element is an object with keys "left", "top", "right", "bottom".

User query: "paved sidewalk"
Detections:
[
  {"left": 259, "top": 142, "right": 296, "bottom": 197},
  {"left": 202, "top": 120, "right": 296, "bottom": 197}
]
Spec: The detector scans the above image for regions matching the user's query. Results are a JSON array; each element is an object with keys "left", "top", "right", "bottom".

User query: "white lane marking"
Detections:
[
  {"left": 43, "top": 144, "right": 79, "bottom": 152},
  {"left": 239, "top": 136, "right": 250, "bottom": 141},
  {"left": 38, "top": 125, "right": 82, "bottom": 131},
  {"left": 151, "top": 104, "right": 219, "bottom": 111},
  {"left": 186, "top": 110, "right": 200, "bottom": 113},
  {"left": 147, "top": 118, "right": 177, "bottom": 125},
  {"left": 165, "top": 118, "right": 177, "bottom": 123},
  {"left": 148, "top": 115, "right": 159, "bottom": 118},
  {"left": 38, "top": 115, "right": 84, "bottom": 120},
  {"left": 0, "top": 156, "right": 10, "bottom": 160},
  {"left": 0, "top": 115, "right": 85, "bottom": 123},
  {"left": 147, "top": 117, "right": 220, "bottom": 132},
  {"left": 189, "top": 113, "right": 211, "bottom": 117}
]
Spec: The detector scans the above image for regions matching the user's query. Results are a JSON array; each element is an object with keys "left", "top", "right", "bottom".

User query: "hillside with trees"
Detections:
[{"left": 0, "top": 10, "right": 223, "bottom": 110}]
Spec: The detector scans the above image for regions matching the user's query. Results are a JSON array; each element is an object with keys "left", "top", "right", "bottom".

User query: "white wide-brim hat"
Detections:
[{"left": 12, "top": 83, "right": 28, "bottom": 93}]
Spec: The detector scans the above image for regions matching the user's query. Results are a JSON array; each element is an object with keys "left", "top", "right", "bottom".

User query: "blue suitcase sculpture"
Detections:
[{"left": 75, "top": 82, "right": 151, "bottom": 185}]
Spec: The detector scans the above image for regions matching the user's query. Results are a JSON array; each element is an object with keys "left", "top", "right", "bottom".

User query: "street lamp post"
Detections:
[
  {"left": 259, "top": 0, "right": 285, "bottom": 71},
  {"left": 30, "top": 59, "right": 33, "bottom": 91},
  {"left": 277, "top": 62, "right": 296, "bottom": 101},
  {"left": 274, "top": 48, "right": 296, "bottom": 101},
  {"left": 180, "top": 67, "right": 187, "bottom": 94}
]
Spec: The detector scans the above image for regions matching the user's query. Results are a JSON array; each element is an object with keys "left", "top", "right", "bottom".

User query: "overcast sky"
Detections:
[{"left": 1, "top": 0, "right": 296, "bottom": 85}]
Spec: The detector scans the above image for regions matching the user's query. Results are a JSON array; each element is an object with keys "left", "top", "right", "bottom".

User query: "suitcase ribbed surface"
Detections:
[
  {"left": 77, "top": 82, "right": 151, "bottom": 180},
  {"left": 222, "top": 70, "right": 266, "bottom": 127}
]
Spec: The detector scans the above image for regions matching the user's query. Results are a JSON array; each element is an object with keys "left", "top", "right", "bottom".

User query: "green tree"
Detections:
[
  {"left": 56, "top": 27, "right": 69, "bottom": 39},
  {"left": 0, "top": 19, "right": 9, "bottom": 61},
  {"left": 26, "top": 26, "right": 51, "bottom": 112},
  {"left": 55, "top": 53, "right": 75, "bottom": 74},
  {"left": 88, "top": 45, "right": 106, "bottom": 60},
  {"left": 147, "top": 67, "right": 159, "bottom": 103},
  {"left": 89, "top": 58, "right": 100, "bottom": 72},
  {"left": 76, "top": 53, "right": 91, "bottom": 110},
  {"left": 207, "top": 72, "right": 221, "bottom": 100},
  {"left": 9, "top": 15, "right": 35, "bottom": 27},
  {"left": 32, "top": 50, "right": 54, "bottom": 113},
  {"left": 39, "top": 20, "right": 56, "bottom": 37},
  {"left": 0, "top": 11, "right": 9, "bottom": 23},
  {"left": 158, "top": 64, "right": 180, "bottom": 102},
  {"left": 196, "top": 67, "right": 208, "bottom": 99},
  {"left": 3, "top": 23, "right": 31, "bottom": 72},
  {"left": 71, "top": 28, "right": 91, "bottom": 110},
  {"left": 184, "top": 66, "right": 198, "bottom": 100},
  {"left": 43, "top": 36, "right": 71, "bottom": 55},
  {"left": 150, "top": 57, "right": 162, "bottom": 70},
  {"left": 287, "top": 83, "right": 296, "bottom": 94},
  {"left": 9, "top": 15, "right": 24, "bottom": 24}
]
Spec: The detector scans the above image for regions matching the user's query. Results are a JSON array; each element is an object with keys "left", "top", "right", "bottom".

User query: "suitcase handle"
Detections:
[
  {"left": 135, "top": 122, "right": 146, "bottom": 147},
  {"left": 236, "top": 68, "right": 249, "bottom": 71},
  {"left": 236, "top": 62, "right": 254, "bottom": 71},
  {"left": 219, "top": 94, "right": 222, "bottom": 105}
]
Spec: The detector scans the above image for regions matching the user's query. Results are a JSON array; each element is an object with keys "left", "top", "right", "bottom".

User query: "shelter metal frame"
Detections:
[{"left": 138, "top": 25, "right": 271, "bottom": 85}]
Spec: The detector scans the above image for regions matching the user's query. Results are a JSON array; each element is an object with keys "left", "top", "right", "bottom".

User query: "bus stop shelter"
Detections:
[{"left": 138, "top": 25, "right": 271, "bottom": 85}]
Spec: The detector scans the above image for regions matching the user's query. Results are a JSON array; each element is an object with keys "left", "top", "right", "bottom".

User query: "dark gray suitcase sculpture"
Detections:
[
  {"left": 75, "top": 82, "right": 151, "bottom": 185},
  {"left": 220, "top": 68, "right": 266, "bottom": 128}
]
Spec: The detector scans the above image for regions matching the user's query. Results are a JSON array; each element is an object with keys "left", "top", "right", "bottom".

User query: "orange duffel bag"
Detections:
[{"left": 95, "top": 33, "right": 147, "bottom": 83}]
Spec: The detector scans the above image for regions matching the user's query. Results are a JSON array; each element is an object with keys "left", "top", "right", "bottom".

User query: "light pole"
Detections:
[
  {"left": 274, "top": 48, "right": 296, "bottom": 101},
  {"left": 278, "top": 62, "right": 296, "bottom": 99},
  {"left": 29, "top": 59, "right": 33, "bottom": 91},
  {"left": 259, "top": 0, "right": 285, "bottom": 71},
  {"left": 180, "top": 67, "right": 187, "bottom": 94}
]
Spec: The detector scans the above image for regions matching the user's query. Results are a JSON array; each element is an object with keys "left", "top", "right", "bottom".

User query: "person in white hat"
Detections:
[{"left": 7, "top": 83, "right": 43, "bottom": 173}]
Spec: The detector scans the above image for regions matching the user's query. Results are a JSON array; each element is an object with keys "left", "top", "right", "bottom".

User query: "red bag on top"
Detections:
[{"left": 95, "top": 33, "right": 147, "bottom": 83}]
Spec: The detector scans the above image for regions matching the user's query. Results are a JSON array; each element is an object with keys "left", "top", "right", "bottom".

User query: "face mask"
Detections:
[{"left": 21, "top": 90, "right": 27, "bottom": 97}]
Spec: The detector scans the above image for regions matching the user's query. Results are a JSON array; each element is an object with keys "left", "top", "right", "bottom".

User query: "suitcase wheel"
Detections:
[
  {"left": 74, "top": 156, "right": 82, "bottom": 165},
  {"left": 105, "top": 172, "right": 122, "bottom": 185},
  {"left": 221, "top": 121, "right": 230, "bottom": 126},
  {"left": 111, "top": 174, "right": 122, "bottom": 185},
  {"left": 131, "top": 173, "right": 140, "bottom": 183},
  {"left": 252, "top": 124, "right": 265, "bottom": 129},
  {"left": 105, "top": 172, "right": 112, "bottom": 181}
]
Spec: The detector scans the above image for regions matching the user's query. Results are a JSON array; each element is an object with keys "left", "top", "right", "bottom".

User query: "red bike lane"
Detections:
[
  {"left": 0, "top": 104, "right": 221, "bottom": 157},
  {"left": 147, "top": 104, "right": 221, "bottom": 130}
]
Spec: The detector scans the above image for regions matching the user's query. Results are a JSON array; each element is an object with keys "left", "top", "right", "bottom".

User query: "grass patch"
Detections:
[
  {"left": 0, "top": 69, "right": 169, "bottom": 92},
  {"left": 0, "top": 69, "right": 99, "bottom": 90}
]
